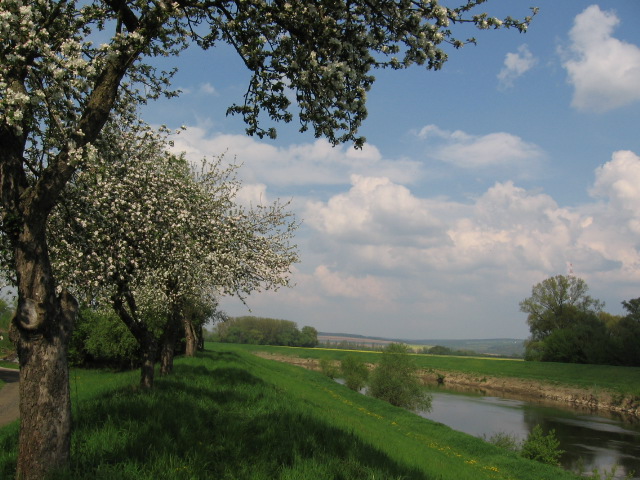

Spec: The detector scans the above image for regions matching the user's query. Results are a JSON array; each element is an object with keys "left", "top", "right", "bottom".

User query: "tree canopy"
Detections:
[
  {"left": 519, "top": 275, "right": 604, "bottom": 341},
  {"left": 213, "top": 315, "right": 318, "bottom": 347},
  {"left": 520, "top": 276, "right": 640, "bottom": 366}
]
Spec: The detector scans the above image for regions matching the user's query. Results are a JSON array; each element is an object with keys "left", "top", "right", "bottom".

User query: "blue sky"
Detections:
[{"left": 144, "top": 1, "right": 640, "bottom": 339}]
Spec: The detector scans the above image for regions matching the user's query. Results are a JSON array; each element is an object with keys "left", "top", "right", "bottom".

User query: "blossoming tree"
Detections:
[
  {"left": 0, "top": 0, "right": 534, "bottom": 477},
  {"left": 50, "top": 113, "right": 298, "bottom": 389}
]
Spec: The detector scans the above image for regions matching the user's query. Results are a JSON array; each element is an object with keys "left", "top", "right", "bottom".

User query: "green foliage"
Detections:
[
  {"left": 319, "top": 358, "right": 340, "bottom": 379},
  {"left": 298, "top": 326, "right": 319, "bottom": 348},
  {"left": 340, "top": 355, "right": 369, "bottom": 391},
  {"left": 368, "top": 343, "right": 432, "bottom": 411},
  {"left": 520, "top": 275, "right": 604, "bottom": 341},
  {"left": 521, "top": 277, "right": 640, "bottom": 366},
  {"left": 520, "top": 425, "right": 564, "bottom": 466},
  {"left": 69, "top": 307, "right": 139, "bottom": 369},
  {"left": 0, "top": 298, "right": 14, "bottom": 357},
  {"left": 484, "top": 432, "right": 520, "bottom": 452},
  {"left": 214, "top": 316, "right": 317, "bottom": 347},
  {"left": 427, "top": 345, "right": 454, "bottom": 355}
]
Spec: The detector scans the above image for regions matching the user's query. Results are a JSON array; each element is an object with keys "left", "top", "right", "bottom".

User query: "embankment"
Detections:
[{"left": 254, "top": 352, "right": 640, "bottom": 418}]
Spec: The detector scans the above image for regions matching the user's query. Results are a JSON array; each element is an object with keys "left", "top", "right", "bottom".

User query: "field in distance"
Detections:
[{"left": 318, "top": 333, "right": 525, "bottom": 357}]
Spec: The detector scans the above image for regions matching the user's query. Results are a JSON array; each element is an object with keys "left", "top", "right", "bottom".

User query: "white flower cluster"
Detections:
[{"left": 49, "top": 114, "right": 298, "bottom": 326}]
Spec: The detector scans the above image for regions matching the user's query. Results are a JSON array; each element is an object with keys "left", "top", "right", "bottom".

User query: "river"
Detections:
[{"left": 418, "top": 387, "right": 640, "bottom": 478}]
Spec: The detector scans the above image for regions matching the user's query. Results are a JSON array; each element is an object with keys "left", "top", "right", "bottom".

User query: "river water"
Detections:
[{"left": 418, "top": 387, "right": 640, "bottom": 478}]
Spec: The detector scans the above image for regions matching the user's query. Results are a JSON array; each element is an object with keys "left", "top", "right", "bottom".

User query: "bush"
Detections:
[
  {"left": 70, "top": 307, "right": 139, "bottom": 368},
  {"left": 484, "top": 432, "right": 520, "bottom": 452},
  {"left": 520, "top": 425, "right": 564, "bottom": 466},
  {"left": 319, "top": 358, "right": 340, "bottom": 379},
  {"left": 340, "top": 355, "right": 369, "bottom": 392},
  {"left": 368, "top": 343, "right": 432, "bottom": 411}
]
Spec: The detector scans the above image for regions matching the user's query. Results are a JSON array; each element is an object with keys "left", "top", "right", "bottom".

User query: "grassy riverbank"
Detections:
[
  {"left": 237, "top": 344, "right": 640, "bottom": 397},
  {"left": 0, "top": 343, "right": 579, "bottom": 480}
]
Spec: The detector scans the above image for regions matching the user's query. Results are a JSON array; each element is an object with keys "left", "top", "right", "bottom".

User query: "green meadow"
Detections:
[
  {"left": 0, "top": 343, "right": 580, "bottom": 480},
  {"left": 240, "top": 344, "right": 640, "bottom": 396}
]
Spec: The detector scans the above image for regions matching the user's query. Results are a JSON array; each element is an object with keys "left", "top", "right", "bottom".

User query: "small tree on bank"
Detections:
[
  {"left": 340, "top": 355, "right": 369, "bottom": 392},
  {"left": 368, "top": 343, "right": 432, "bottom": 411}
]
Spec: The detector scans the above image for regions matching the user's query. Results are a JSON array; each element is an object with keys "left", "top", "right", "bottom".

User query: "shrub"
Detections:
[
  {"left": 484, "top": 432, "right": 520, "bottom": 452},
  {"left": 520, "top": 425, "right": 564, "bottom": 465},
  {"left": 319, "top": 358, "right": 340, "bottom": 379},
  {"left": 340, "top": 355, "right": 369, "bottom": 392},
  {"left": 368, "top": 343, "right": 432, "bottom": 411},
  {"left": 70, "top": 307, "right": 140, "bottom": 368}
]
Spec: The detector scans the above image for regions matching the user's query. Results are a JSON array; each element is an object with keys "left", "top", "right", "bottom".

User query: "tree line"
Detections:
[
  {"left": 520, "top": 275, "right": 640, "bottom": 366},
  {"left": 211, "top": 316, "right": 318, "bottom": 347}
]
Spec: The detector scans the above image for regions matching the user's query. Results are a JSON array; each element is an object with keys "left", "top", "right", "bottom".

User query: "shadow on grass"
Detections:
[{"left": 54, "top": 354, "right": 430, "bottom": 479}]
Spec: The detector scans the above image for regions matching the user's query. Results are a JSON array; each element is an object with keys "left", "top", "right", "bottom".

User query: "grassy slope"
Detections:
[
  {"left": 0, "top": 344, "right": 577, "bottom": 480},
  {"left": 238, "top": 344, "right": 640, "bottom": 396}
]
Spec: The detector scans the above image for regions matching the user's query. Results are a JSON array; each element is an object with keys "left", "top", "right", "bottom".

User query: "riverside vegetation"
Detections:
[
  {"left": 0, "top": 343, "right": 581, "bottom": 480},
  {"left": 246, "top": 344, "right": 640, "bottom": 398}
]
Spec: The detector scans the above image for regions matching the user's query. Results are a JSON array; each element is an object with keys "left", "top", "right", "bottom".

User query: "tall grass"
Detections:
[{"left": 0, "top": 344, "right": 579, "bottom": 479}]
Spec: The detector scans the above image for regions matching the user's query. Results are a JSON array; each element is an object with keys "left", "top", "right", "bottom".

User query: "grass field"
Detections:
[
  {"left": 234, "top": 343, "right": 640, "bottom": 397},
  {"left": 0, "top": 343, "right": 579, "bottom": 480}
]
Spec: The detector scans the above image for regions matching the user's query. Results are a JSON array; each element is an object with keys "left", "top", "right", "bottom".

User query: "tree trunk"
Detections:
[
  {"left": 139, "top": 332, "right": 158, "bottom": 389},
  {"left": 9, "top": 225, "right": 77, "bottom": 480},
  {"left": 159, "top": 312, "right": 180, "bottom": 376},
  {"left": 183, "top": 313, "right": 198, "bottom": 357},
  {"left": 111, "top": 292, "right": 158, "bottom": 389},
  {"left": 197, "top": 323, "right": 204, "bottom": 351}
]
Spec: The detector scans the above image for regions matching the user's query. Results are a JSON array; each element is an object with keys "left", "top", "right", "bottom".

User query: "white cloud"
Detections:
[
  {"left": 170, "top": 126, "right": 423, "bottom": 187},
  {"left": 591, "top": 150, "right": 640, "bottom": 214},
  {"left": 298, "top": 151, "right": 640, "bottom": 335},
  {"left": 314, "top": 265, "right": 390, "bottom": 301},
  {"left": 171, "top": 122, "right": 639, "bottom": 338},
  {"left": 199, "top": 83, "right": 218, "bottom": 95},
  {"left": 562, "top": 5, "right": 640, "bottom": 112},
  {"left": 497, "top": 44, "right": 537, "bottom": 89},
  {"left": 305, "top": 175, "right": 453, "bottom": 248},
  {"left": 236, "top": 183, "right": 270, "bottom": 207},
  {"left": 415, "top": 124, "right": 545, "bottom": 171}
]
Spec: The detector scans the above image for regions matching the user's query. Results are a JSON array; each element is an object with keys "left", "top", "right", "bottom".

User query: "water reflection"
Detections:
[{"left": 418, "top": 387, "right": 640, "bottom": 479}]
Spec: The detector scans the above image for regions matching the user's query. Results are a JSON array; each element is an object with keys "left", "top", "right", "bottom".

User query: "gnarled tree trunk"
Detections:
[
  {"left": 183, "top": 313, "right": 198, "bottom": 357},
  {"left": 9, "top": 223, "right": 77, "bottom": 480}
]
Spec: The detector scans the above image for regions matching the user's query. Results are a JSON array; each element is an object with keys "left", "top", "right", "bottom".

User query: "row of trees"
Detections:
[
  {"left": 48, "top": 112, "right": 298, "bottom": 386},
  {"left": 520, "top": 275, "right": 640, "bottom": 366},
  {"left": 212, "top": 316, "right": 318, "bottom": 347},
  {"left": 0, "top": 0, "right": 535, "bottom": 477}
]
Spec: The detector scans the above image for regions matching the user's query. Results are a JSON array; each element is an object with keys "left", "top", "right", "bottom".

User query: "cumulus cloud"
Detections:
[
  {"left": 170, "top": 126, "right": 423, "bottom": 187},
  {"left": 562, "top": 5, "right": 640, "bottom": 112},
  {"left": 314, "top": 265, "right": 391, "bottom": 301},
  {"left": 220, "top": 151, "right": 640, "bottom": 337},
  {"left": 303, "top": 149, "right": 640, "bottom": 316},
  {"left": 591, "top": 150, "right": 640, "bottom": 213},
  {"left": 497, "top": 44, "right": 537, "bottom": 89},
  {"left": 415, "top": 124, "right": 545, "bottom": 171}
]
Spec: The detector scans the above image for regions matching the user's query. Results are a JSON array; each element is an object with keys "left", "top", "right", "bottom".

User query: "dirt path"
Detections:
[{"left": 0, "top": 367, "right": 19, "bottom": 428}]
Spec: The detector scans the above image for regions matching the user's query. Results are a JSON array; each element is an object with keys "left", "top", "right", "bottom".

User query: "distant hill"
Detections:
[{"left": 318, "top": 333, "right": 525, "bottom": 357}]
